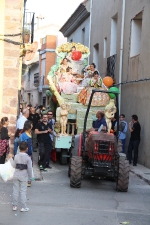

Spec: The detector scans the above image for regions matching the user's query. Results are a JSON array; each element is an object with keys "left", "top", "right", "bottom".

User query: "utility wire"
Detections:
[
  {"left": 114, "top": 78, "right": 150, "bottom": 86},
  {"left": 0, "top": 38, "right": 23, "bottom": 45},
  {"left": 0, "top": 33, "right": 22, "bottom": 37}
]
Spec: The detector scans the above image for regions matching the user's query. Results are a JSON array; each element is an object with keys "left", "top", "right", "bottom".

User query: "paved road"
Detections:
[{"left": 0, "top": 163, "right": 150, "bottom": 225}]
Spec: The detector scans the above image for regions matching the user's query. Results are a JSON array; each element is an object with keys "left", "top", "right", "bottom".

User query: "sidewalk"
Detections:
[
  {"left": 130, "top": 163, "right": 150, "bottom": 185},
  {"left": 32, "top": 151, "right": 43, "bottom": 181}
]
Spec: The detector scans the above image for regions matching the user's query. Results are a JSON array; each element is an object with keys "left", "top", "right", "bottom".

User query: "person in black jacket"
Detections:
[
  {"left": 35, "top": 114, "right": 53, "bottom": 171},
  {"left": 127, "top": 115, "right": 141, "bottom": 166},
  {"left": 28, "top": 107, "right": 40, "bottom": 151},
  {"left": 0, "top": 117, "right": 11, "bottom": 164}
]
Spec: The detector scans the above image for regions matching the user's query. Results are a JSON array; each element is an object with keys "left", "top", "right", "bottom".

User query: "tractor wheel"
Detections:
[
  {"left": 60, "top": 149, "right": 68, "bottom": 165},
  {"left": 116, "top": 159, "right": 129, "bottom": 192},
  {"left": 70, "top": 156, "right": 82, "bottom": 188}
]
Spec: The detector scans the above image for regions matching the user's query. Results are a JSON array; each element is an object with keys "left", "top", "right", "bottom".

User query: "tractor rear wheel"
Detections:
[
  {"left": 70, "top": 156, "right": 82, "bottom": 188},
  {"left": 116, "top": 159, "right": 129, "bottom": 192}
]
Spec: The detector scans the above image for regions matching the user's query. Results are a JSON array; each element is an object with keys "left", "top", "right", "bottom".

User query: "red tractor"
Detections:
[{"left": 69, "top": 89, "right": 130, "bottom": 192}]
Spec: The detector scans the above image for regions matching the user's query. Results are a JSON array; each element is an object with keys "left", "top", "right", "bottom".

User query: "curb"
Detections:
[{"left": 130, "top": 169, "right": 150, "bottom": 185}]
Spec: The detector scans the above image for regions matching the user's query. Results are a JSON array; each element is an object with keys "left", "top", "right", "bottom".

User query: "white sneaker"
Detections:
[
  {"left": 13, "top": 206, "right": 17, "bottom": 211},
  {"left": 20, "top": 208, "right": 29, "bottom": 212}
]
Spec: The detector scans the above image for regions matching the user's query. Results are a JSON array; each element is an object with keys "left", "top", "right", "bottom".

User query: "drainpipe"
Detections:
[
  {"left": 118, "top": 0, "right": 125, "bottom": 113},
  {"left": 88, "top": 0, "right": 93, "bottom": 64}
]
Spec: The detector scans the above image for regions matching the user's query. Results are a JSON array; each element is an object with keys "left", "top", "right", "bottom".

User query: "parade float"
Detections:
[{"left": 46, "top": 42, "right": 120, "bottom": 164}]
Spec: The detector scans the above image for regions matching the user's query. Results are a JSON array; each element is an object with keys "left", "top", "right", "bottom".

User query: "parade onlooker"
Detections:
[
  {"left": 14, "top": 129, "right": 22, "bottom": 155},
  {"left": 118, "top": 114, "right": 128, "bottom": 153},
  {"left": 20, "top": 120, "right": 33, "bottom": 187},
  {"left": 10, "top": 142, "right": 32, "bottom": 212},
  {"left": 16, "top": 108, "right": 29, "bottom": 130},
  {"left": 0, "top": 117, "right": 11, "bottom": 164},
  {"left": 28, "top": 107, "right": 40, "bottom": 151},
  {"left": 35, "top": 114, "right": 52, "bottom": 171},
  {"left": 26, "top": 104, "right": 32, "bottom": 111},
  {"left": 19, "top": 104, "right": 23, "bottom": 118},
  {"left": 127, "top": 114, "right": 141, "bottom": 166},
  {"left": 46, "top": 110, "right": 56, "bottom": 168}
]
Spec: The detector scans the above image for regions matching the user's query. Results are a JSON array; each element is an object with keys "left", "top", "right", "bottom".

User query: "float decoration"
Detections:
[
  {"left": 103, "top": 76, "right": 114, "bottom": 87},
  {"left": 108, "top": 87, "right": 120, "bottom": 99},
  {"left": 71, "top": 50, "right": 82, "bottom": 61}
]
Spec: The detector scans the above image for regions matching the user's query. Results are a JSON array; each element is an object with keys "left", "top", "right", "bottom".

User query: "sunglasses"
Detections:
[{"left": 48, "top": 114, "right": 53, "bottom": 115}]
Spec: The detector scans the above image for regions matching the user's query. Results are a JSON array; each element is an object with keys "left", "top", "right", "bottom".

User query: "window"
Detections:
[
  {"left": 103, "top": 38, "right": 107, "bottom": 58},
  {"left": 130, "top": 12, "right": 143, "bottom": 57},
  {"left": 82, "top": 27, "right": 85, "bottom": 45},
  {"left": 93, "top": 43, "right": 99, "bottom": 69},
  {"left": 110, "top": 14, "right": 118, "bottom": 56},
  {"left": 70, "top": 39, "right": 73, "bottom": 42},
  {"left": 34, "top": 73, "right": 39, "bottom": 87}
]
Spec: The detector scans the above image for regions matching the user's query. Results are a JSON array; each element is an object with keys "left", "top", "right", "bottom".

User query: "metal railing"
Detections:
[
  {"left": 107, "top": 54, "right": 117, "bottom": 79},
  {"left": 23, "top": 11, "right": 35, "bottom": 43}
]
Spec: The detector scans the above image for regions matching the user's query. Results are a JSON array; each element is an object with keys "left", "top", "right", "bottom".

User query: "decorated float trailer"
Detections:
[{"left": 46, "top": 42, "right": 121, "bottom": 165}]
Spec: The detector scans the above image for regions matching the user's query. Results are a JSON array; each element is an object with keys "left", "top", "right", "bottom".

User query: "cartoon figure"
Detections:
[
  {"left": 104, "top": 99, "right": 117, "bottom": 133},
  {"left": 59, "top": 103, "right": 71, "bottom": 135}
]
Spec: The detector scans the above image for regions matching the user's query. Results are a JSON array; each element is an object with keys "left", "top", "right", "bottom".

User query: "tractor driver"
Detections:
[
  {"left": 87, "top": 110, "right": 107, "bottom": 133},
  {"left": 73, "top": 111, "right": 107, "bottom": 155}
]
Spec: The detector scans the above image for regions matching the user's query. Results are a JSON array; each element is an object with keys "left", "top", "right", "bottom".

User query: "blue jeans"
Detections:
[
  {"left": 14, "top": 137, "right": 19, "bottom": 155},
  {"left": 128, "top": 140, "right": 140, "bottom": 165},
  {"left": 120, "top": 138, "right": 126, "bottom": 153}
]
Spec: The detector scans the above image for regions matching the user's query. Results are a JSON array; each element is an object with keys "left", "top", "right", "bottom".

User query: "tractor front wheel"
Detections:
[
  {"left": 116, "top": 159, "right": 130, "bottom": 192},
  {"left": 70, "top": 156, "right": 82, "bottom": 188}
]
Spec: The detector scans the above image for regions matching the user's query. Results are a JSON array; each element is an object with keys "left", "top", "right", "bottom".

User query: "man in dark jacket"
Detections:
[
  {"left": 127, "top": 114, "right": 141, "bottom": 166},
  {"left": 28, "top": 107, "right": 40, "bottom": 151},
  {"left": 35, "top": 114, "right": 53, "bottom": 171}
]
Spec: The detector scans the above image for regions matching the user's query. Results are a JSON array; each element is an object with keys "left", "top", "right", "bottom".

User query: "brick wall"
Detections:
[
  {"left": 0, "top": 0, "right": 24, "bottom": 152},
  {"left": 45, "top": 52, "right": 56, "bottom": 85},
  {"left": 40, "top": 35, "right": 57, "bottom": 85}
]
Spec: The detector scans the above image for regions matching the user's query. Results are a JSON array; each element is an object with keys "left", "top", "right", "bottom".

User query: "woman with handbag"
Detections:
[{"left": 0, "top": 117, "right": 11, "bottom": 164}]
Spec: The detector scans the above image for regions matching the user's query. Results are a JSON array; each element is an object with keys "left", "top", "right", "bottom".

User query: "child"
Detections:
[
  {"left": 10, "top": 141, "right": 32, "bottom": 212},
  {"left": 19, "top": 120, "right": 33, "bottom": 187}
]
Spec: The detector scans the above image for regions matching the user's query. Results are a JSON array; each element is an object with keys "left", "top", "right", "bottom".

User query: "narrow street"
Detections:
[{"left": 0, "top": 162, "right": 150, "bottom": 225}]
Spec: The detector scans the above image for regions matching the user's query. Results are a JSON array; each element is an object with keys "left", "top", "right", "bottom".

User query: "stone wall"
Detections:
[{"left": 0, "top": 0, "right": 24, "bottom": 152}]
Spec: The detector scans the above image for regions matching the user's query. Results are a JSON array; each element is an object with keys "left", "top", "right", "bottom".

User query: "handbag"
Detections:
[{"left": 0, "top": 160, "right": 15, "bottom": 182}]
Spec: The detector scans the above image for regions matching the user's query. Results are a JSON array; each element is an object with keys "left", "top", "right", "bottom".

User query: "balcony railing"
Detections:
[
  {"left": 106, "top": 54, "right": 117, "bottom": 79},
  {"left": 23, "top": 11, "right": 35, "bottom": 43}
]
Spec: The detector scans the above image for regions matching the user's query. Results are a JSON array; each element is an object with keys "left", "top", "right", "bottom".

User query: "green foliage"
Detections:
[{"left": 24, "top": 27, "right": 30, "bottom": 35}]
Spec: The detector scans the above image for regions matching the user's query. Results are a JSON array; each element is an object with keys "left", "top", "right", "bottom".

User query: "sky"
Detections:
[{"left": 26, "top": 0, "right": 83, "bottom": 28}]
